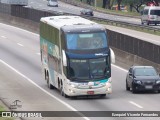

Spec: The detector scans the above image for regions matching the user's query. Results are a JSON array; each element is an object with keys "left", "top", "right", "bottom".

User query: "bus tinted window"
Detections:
[
  {"left": 150, "top": 10, "right": 160, "bottom": 16},
  {"left": 66, "top": 32, "right": 107, "bottom": 50}
]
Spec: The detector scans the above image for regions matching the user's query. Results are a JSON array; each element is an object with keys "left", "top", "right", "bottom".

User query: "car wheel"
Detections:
[
  {"left": 147, "top": 21, "right": 150, "bottom": 25},
  {"left": 155, "top": 23, "right": 157, "bottom": 26},
  {"left": 132, "top": 84, "right": 137, "bottom": 94},
  {"left": 158, "top": 90, "right": 160, "bottom": 93},
  {"left": 141, "top": 20, "right": 144, "bottom": 25},
  {"left": 126, "top": 80, "right": 130, "bottom": 91}
]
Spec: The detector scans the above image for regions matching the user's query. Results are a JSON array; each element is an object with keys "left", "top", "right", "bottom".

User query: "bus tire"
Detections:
[
  {"left": 46, "top": 74, "right": 54, "bottom": 89},
  {"left": 60, "top": 86, "right": 69, "bottom": 98}
]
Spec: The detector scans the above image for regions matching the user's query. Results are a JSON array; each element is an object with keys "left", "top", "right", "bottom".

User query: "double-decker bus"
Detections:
[{"left": 40, "top": 16, "right": 115, "bottom": 98}]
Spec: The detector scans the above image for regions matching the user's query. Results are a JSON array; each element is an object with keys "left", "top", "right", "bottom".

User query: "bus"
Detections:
[{"left": 40, "top": 16, "right": 115, "bottom": 98}]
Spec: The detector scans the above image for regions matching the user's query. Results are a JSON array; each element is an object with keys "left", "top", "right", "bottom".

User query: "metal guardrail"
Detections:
[{"left": 86, "top": 16, "right": 160, "bottom": 33}]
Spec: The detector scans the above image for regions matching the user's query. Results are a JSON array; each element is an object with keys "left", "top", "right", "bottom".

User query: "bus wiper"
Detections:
[
  {"left": 91, "top": 73, "right": 104, "bottom": 79},
  {"left": 70, "top": 77, "right": 78, "bottom": 81}
]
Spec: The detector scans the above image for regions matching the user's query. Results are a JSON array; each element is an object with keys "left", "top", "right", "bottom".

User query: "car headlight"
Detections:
[
  {"left": 156, "top": 80, "right": 160, "bottom": 84},
  {"left": 135, "top": 80, "right": 142, "bottom": 84}
]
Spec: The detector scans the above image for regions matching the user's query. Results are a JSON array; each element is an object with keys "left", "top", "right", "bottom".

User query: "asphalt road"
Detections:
[
  {"left": 0, "top": 23, "right": 160, "bottom": 120},
  {"left": 27, "top": 0, "right": 160, "bottom": 29}
]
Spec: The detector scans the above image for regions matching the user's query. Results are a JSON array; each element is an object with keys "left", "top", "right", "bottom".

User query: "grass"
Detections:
[
  {"left": 0, "top": 105, "right": 5, "bottom": 111},
  {"left": 96, "top": 7, "right": 140, "bottom": 17},
  {"left": 75, "top": 0, "right": 141, "bottom": 17},
  {"left": 0, "top": 105, "right": 14, "bottom": 120}
]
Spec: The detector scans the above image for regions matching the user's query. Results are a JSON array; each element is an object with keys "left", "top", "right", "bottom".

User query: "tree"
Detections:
[
  {"left": 129, "top": 0, "right": 158, "bottom": 13},
  {"left": 117, "top": 0, "right": 123, "bottom": 10},
  {"left": 86, "top": 0, "right": 94, "bottom": 5},
  {"left": 102, "top": 0, "right": 108, "bottom": 8},
  {"left": 102, "top": 0, "right": 115, "bottom": 9}
]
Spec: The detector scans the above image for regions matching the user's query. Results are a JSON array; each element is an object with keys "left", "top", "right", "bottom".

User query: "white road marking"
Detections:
[
  {"left": 0, "top": 59, "right": 90, "bottom": 120},
  {"left": 17, "top": 43, "right": 24, "bottom": 47},
  {"left": 129, "top": 101, "right": 143, "bottom": 109},
  {"left": 0, "top": 23, "right": 38, "bottom": 37},
  {"left": 36, "top": 53, "right": 40, "bottom": 55},
  {"left": 111, "top": 64, "right": 128, "bottom": 72},
  {"left": 1, "top": 36, "right": 7, "bottom": 39}
]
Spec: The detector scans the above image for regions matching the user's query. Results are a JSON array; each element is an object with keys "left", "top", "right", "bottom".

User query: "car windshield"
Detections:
[
  {"left": 68, "top": 57, "right": 110, "bottom": 81},
  {"left": 66, "top": 32, "right": 107, "bottom": 50},
  {"left": 86, "top": 9, "right": 92, "bottom": 12},
  {"left": 134, "top": 68, "right": 158, "bottom": 76}
]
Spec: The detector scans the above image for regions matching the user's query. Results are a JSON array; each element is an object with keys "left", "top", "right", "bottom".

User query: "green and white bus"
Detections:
[{"left": 40, "top": 16, "right": 115, "bottom": 97}]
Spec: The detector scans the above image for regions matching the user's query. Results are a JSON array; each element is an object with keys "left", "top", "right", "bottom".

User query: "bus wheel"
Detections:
[
  {"left": 46, "top": 74, "right": 54, "bottom": 89},
  {"left": 60, "top": 86, "right": 69, "bottom": 98}
]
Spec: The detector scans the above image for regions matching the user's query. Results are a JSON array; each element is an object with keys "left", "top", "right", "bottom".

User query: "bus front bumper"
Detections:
[{"left": 65, "top": 84, "right": 112, "bottom": 96}]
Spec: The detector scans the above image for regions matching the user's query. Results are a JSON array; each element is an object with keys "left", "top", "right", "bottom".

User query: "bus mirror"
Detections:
[
  {"left": 62, "top": 50, "right": 67, "bottom": 66},
  {"left": 110, "top": 48, "right": 115, "bottom": 64}
]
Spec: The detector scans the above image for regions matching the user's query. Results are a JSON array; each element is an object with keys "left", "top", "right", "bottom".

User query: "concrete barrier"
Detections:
[{"left": 0, "top": 12, "right": 39, "bottom": 33}]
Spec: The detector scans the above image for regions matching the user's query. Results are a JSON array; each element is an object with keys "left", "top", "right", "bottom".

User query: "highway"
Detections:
[
  {"left": 0, "top": 22, "right": 160, "bottom": 120},
  {"left": 27, "top": 0, "right": 160, "bottom": 29}
]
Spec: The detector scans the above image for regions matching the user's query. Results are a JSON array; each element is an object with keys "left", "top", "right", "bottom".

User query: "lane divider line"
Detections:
[
  {"left": 129, "top": 101, "right": 143, "bottom": 109},
  {"left": 36, "top": 53, "right": 40, "bottom": 55},
  {"left": 1, "top": 36, "right": 7, "bottom": 39},
  {"left": 111, "top": 64, "right": 128, "bottom": 72},
  {"left": 17, "top": 43, "right": 24, "bottom": 47},
  {"left": 0, "top": 59, "right": 90, "bottom": 120},
  {"left": 0, "top": 23, "right": 38, "bottom": 36}
]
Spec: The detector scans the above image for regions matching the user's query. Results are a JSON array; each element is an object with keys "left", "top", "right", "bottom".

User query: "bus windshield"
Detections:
[
  {"left": 66, "top": 32, "right": 107, "bottom": 50},
  {"left": 68, "top": 57, "right": 110, "bottom": 81}
]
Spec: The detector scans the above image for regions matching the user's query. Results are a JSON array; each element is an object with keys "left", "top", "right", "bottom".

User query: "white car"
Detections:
[
  {"left": 47, "top": 0, "right": 58, "bottom": 7},
  {"left": 141, "top": 6, "right": 160, "bottom": 25}
]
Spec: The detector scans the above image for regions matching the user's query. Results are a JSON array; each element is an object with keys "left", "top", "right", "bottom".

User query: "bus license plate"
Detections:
[{"left": 87, "top": 91, "right": 94, "bottom": 95}]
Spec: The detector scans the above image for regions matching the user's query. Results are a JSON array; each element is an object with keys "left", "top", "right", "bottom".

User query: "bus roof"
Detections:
[
  {"left": 144, "top": 6, "right": 160, "bottom": 10},
  {"left": 40, "top": 16, "right": 97, "bottom": 29}
]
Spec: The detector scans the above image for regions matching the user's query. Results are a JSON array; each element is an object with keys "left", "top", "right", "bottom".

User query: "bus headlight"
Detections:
[
  {"left": 69, "top": 82, "right": 79, "bottom": 88},
  {"left": 108, "top": 78, "right": 112, "bottom": 83}
]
